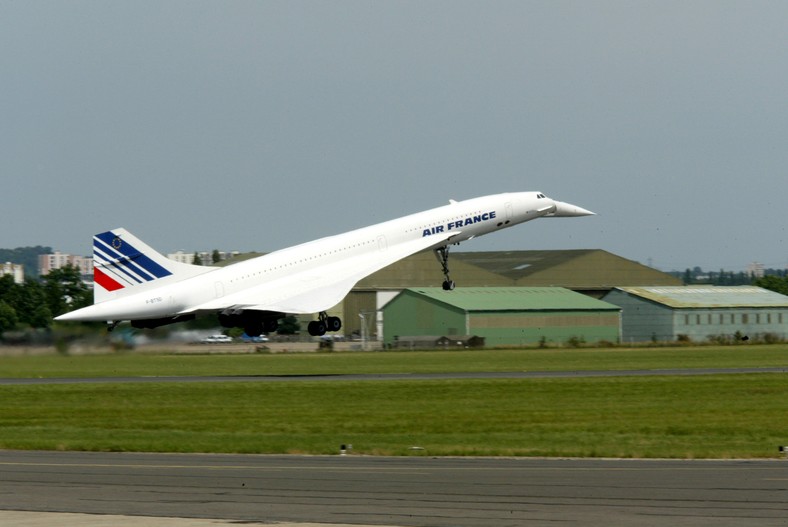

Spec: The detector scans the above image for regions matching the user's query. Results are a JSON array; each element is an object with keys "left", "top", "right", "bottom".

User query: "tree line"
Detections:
[
  {"left": 669, "top": 266, "right": 788, "bottom": 286},
  {"left": 666, "top": 266, "right": 788, "bottom": 296},
  {"left": 755, "top": 275, "right": 788, "bottom": 296},
  {"left": 0, "top": 265, "right": 91, "bottom": 336}
]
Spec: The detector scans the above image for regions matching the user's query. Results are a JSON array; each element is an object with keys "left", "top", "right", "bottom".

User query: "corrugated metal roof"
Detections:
[
  {"left": 616, "top": 286, "right": 788, "bottom": 308},
  {"left": 451, "top": 250, "right": 682, "bottom": 287},
  {"left": 404, "top": 287, "right": 620, "bottom": 312},
  {"left": 452, "top": 250, "right": 596, "bottom": 280}
]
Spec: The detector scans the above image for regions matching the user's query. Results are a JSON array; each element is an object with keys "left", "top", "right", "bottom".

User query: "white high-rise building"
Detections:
[
  {"left": 1, "top": 262, "right": 24, "bottom": 284},
  {"left": 166, "top": 250, "right": 241, "bottom": 266},
  {"left": 38, "top": 252, "right": 93, "bottom": 277},
  {"left": 746, "top": 261, "right": 765, "bottom": 278}
]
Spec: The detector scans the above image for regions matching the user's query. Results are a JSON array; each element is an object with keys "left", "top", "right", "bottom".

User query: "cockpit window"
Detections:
[{"left": 537, "top": 193, "right": 546, "bottom": 199}]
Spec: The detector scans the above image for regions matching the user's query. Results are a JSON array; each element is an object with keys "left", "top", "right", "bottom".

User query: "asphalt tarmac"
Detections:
[
  {"left": 1, "top": 366, "right": 786, "bottom": 385},
  {"left": 2, "top": 450, "right": 787, "bottom": 526}
]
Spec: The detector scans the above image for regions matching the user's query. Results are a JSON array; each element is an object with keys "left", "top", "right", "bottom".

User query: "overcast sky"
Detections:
[{"left": 2, "top": 1, "right": 787, "bottom": 272}]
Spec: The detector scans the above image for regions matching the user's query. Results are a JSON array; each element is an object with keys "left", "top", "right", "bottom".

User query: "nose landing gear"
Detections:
[{"left": 435, "top": 246, "right": 456, "bottom": 291}]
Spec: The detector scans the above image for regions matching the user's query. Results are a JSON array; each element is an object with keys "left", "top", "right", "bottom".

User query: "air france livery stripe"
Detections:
[
  {"left": 93, "top": 268, "right": 125, "bottom": 292},
  {"left": 92, "top": 231, "right": 172, "bottom": 290}
]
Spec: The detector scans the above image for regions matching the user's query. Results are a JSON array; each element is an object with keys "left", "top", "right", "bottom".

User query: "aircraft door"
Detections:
[
  {"left": 377, "top": 235, "right": 388, "bottom": 252},
  {"left": 505, "top": 202, "right": 513, "bottom": 224},
  {"left": 214, "top": 282, "right": 225, "bottom": 299}
]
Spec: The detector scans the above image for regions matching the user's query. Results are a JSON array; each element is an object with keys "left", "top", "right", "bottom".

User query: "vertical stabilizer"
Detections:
[{"left": 92, "top": 228, "right": 214, "bottom": 304}]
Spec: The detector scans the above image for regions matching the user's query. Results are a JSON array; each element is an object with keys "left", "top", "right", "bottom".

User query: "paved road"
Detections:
[
  {"left": 1, "top": 451, "right": 787, "bottom": 526},
  {"left": 1, "top": 367, "right": 786, "bottom": 385}
]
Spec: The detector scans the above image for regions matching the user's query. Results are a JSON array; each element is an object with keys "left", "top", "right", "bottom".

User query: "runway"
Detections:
[
  {"left": 1, "top": 450, "right": 787, "bottom": 526},
  {"left": 1, "top": 366, "right": 785, "bottom": 385}
]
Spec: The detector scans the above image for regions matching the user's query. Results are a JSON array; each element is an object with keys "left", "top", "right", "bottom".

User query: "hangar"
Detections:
[
  {"left": 451, "top": 250, "right": 681, "bottom": 297},
  {"left": 342, "top": 249, "right": 679, "bottom": 338},
  {"left": 381, "top": 287, "right": 621, "bottom": 348},
  {"left": 602, "top": 286, "right": 788, "bottom": 343}
]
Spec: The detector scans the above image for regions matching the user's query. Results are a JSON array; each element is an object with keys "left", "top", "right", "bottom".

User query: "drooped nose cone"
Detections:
[{"left": 549, "top": 200, "right": 596, "bottom": 217}]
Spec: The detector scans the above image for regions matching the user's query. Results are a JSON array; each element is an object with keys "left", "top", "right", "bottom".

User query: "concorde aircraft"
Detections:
[{"left": 55, "top": 192, "right": 594, "bottom": 336}]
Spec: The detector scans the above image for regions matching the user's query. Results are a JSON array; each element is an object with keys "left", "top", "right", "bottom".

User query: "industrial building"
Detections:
[
  {"left": 381, "top": 287, "right": 621, "bottom": 347},
  {"left": 342, "top": 249, "right": 679, "bottom": 339},
  {"left": 602, "top": 286, "right": 788, "bottom": 343},
  {"left": 451, "top": 250, "right": 681, "bottom": 297}
]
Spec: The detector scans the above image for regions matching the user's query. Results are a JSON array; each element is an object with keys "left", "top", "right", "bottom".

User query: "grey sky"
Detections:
[{"left": 2, "top": 1, "right": 787, "bottom": 272}]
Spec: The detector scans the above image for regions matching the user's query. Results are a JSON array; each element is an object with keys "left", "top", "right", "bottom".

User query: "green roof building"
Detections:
[
  {"left": 344, "top": 249, "right": 678, "bottom": 339},
  {"left": 602, "top": 286, "right": 788, "bottom": 343},
  {"left": 381, "top": 287, "right": 621, "bottom": 347}
]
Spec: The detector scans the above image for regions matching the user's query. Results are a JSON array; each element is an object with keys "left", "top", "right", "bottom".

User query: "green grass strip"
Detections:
[
  {"left": 2, "top": 344, "right": 788, "bottom": 378},
  {"left": 2, "top": 374, "right": 786, "bottom": 458}
]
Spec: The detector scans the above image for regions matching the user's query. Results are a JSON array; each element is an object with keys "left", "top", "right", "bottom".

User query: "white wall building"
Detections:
[
  {"left": 167, "top": 250, "right": 240, "bottom": 266},
  {"left": 746, "top": 262, "right": 765, "bottom": 278},
  {"left": 1, "top": 262, "right": 24, "bottom": 284},
  {"left": 38, "top": 252, "right": 93, "bottom": 276}
]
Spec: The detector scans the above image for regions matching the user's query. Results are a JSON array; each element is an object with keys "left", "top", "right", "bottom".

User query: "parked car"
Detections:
[
  {"left": 200, "top": 334, "right": 233, "bottom": 344},
  {"left": 240, "top": 334, "right": 269, "bottom": 343}
]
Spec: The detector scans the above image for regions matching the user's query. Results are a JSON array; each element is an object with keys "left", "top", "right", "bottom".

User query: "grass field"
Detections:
[{"left": 1, "top": 345, "right": 787, "bottom": 458}]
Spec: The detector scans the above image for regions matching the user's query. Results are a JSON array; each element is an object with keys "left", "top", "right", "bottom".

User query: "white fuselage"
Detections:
[{"left": 57, "top": 192, "right": 591, "bottom": 322}]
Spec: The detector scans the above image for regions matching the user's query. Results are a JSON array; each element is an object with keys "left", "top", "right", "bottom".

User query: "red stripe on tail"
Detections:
[{"left": 94, "top": 268, "right": 125, "bottom": 292}]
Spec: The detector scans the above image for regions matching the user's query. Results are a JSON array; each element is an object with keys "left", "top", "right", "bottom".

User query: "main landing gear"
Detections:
[
  {"left": 219, "top": 309, "right": 342, "bottom": 338},
  {"left": 307, "top": 312, "right": 342, "bottom": 337},
  {"left": 435, "top": 245, "right": 456, "bottom": 291},
  {"left": 218, "top": 310, "right": 280, "bottom": 337}
]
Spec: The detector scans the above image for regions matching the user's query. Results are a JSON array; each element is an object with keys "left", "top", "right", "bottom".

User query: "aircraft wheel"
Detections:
[
  {"left": 442, "top": 280, "right": 456, "bottom": 291},
  {"left": 219, "top": 313, "right": 240, "bottom": 328},
  {"left": 308, "top": 320, "right": 327, "bottom": 336},
  {"left": 326, "top": 316, "right": 342, "bottom": 332},
  {"left": 244, "top": 321, "right": 264, "bottom": 337},
  {"left": 263, "top": 318, "right": 279, "bottom": 333}
]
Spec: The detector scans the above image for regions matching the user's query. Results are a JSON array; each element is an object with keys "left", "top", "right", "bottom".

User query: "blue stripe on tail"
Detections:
[{"left": 94, "top": 231, "right": 173, "bottom": 280}]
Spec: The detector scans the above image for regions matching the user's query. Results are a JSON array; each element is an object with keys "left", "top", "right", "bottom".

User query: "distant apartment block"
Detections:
[
  {"left": 167, "top": 250, "right": 240, "bottom": 266},
  {"left": 36, "top": 249, "right": 238, "bottom": 280},
  {"left": 1, "top": 262, "right": 24, "bottom": 284},
  {"left": 38, "top": 252, "right": 93, "bottom": 277},
  {"left": 746, "top": 261, "right": 765, "bottom": 278}
]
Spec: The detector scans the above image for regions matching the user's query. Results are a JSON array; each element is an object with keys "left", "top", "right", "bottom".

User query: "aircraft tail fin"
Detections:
[{"left": 92, "top": 228, "right": 214, "bottom": 304}]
